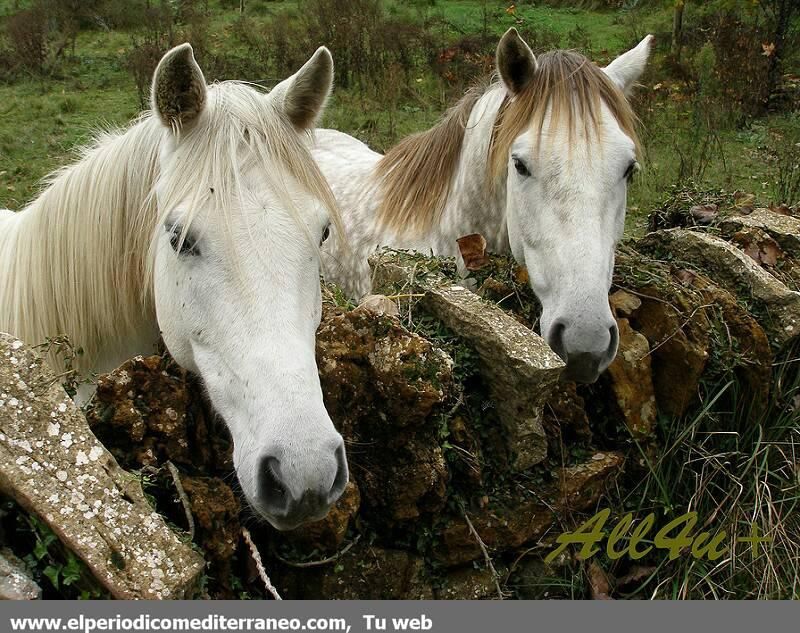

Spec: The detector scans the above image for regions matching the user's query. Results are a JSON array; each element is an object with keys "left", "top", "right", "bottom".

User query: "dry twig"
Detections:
[
  {"left": 242, "top": 527, "right": 282, "bottom": 600},
  {"left": 165, "top": 460, "right": 195, "bottom": 541},
  {"left": 274, "top": 535, "right": 361, "bottom": 568},
  {"left": 463, "top": 511, "right": 505, "bottom": 600}
]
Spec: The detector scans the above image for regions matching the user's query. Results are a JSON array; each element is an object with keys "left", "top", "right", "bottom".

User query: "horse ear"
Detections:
[
  {"left": 270, "top": 46, "right": 333, "bottom": 130},
  {"left": 496, "top": 28, "right": 537, "bottom": 95},
  {"left": 151, "top": 43, "right": 207, "bottom": 131},
  {"left": 603, "top": 35, "right": 654, "bottom": 96}
]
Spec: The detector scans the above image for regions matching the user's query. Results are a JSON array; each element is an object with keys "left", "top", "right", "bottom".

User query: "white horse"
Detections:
[
  {"left": 0, "top": 44, "right": 348, "bottom": 531},
  {"left": 315, "top": 29, "right": 653, "bottom": 383}
]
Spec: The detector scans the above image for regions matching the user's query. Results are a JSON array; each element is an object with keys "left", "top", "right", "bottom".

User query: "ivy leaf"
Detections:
[
  {"left": 33, "top": 539, "right": 49, "bottom": 561},
  {"left": 43, "top": 565, "right": 60, "bottom": 590},
  {"left": 62, "top": 555, "right": 82, "bottom": 586}
]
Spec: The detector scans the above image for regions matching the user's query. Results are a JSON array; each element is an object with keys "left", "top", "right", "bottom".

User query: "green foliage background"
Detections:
[{"left": 0, "top": 0, "right": 798, "bottom": 235}]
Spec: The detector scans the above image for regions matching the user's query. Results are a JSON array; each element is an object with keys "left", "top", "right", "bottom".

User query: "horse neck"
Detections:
[
  {"left": 0, "top": 118, "right": 162, "bottom": 374},
  {"left": 441, "top": 85, "right": 509, "bottom": 253}
]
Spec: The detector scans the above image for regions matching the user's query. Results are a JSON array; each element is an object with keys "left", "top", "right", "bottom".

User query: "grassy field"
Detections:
[{"left": 1, "top": 0, "right": 798, "bottom": 236}]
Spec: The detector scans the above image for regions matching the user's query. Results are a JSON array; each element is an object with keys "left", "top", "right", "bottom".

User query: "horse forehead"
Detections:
[{"left": 518, "top": 101, "right": 634, "bottom": 152}]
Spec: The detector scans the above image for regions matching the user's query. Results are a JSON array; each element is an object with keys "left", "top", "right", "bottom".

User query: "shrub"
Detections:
[
  {"left": 100, "top": 0, "right": 151, "bottom": 30},
  {"left": 233, "top": 13, "right": 296, "bottom": 79},
  {"left": 298, "top": 0, "right": 384, "bottom": 89},
  {"left": 6, "top": 4, "right": 56, "bottom": 75},
  {"left": 124, "top": 2, "right": 178, "bottom": 108},
  {"left": 250, "top": 0, "right": 429, "bottom": 96},
  {"left": 770, "top": 121, "right": 800, "bottom": 205},
  {"left": 432, "top": 34, "right": 494, "bottom": 89},
  {"left": 709, "top": 11, "right": 771, "bottom": 120}
]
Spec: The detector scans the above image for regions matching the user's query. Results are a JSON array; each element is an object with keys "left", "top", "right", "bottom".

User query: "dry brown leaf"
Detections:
[
  {"left": 456, "top": 233, "right": 490, "bottom": 271},
  {"left": 737, "top": 232, "right": 782, "bottom": 267},
  {"left": 514, "top": 266, "right": 529, "bottom": 285},
  {"left": 675, "top": 268, "right": 696, "bottom": 285},
  {"left": 759, "top": 241, "right": 781, "bottom": 266},
  {"left": 616, "top": 565, "right": 657, "bottom": 588},
  {"left": 742, "top": 241, "right": 761, "bottom": 263},
  {"left": 609, "top": 289, "right": 642, "bottom": 318},
  {"left": 690, "top": 203, "right": 718, "bottom": 224},
  {"left": 356, "top": 294, "right": 400, "bottom": 317},
  {"left": 770, "top": 203, "right": 792, "bottom": 216},
  {"left": 587, "top": 561, "right": 613, "bottom": 600}
]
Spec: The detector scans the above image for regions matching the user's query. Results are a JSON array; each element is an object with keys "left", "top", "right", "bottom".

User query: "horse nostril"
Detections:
[
  {"left": 607, "top": 324, "right": 619, "bottom": 359},
  {"left": 548, "top": 319, "right": 568, "bottom": 362},
  {"left": 328, "top": 441, "right": 349, "bottom": 504},
  {"left": 257, "top": 456, "right": 288, "bottom": 513}
]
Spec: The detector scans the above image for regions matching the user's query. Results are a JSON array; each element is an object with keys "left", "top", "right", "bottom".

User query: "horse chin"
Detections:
[
  {"left": 560, "top": 364, "right": 601, "bottom": 385},
  {"left": 559, "top": 347, "right": 616, "bottom": 384},
  {"left": 251, "top": 500, "right": 332, "bottom": 532}
]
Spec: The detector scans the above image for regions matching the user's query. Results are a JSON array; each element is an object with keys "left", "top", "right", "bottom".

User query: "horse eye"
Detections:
[
  {"left": 167, "top": 225, "right": 200, "bottom": 257},
  {"left": 512, "top": 156, "right": 531, "bottom": 177},
  {"left": 625, "top": 161, "right": 640, "bottom": 182},
  {"left": 319, "top": 224, "right": 331, "bottom": 246}
]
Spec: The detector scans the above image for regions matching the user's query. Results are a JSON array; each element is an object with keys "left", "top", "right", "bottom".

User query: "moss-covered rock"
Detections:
[
  {"left": 637, "top": 228, "right": 800, "bottom": 350},
  {"left": 316, "top": 306, "right": 452, "bottom": 525},
  {"left": 0, "top": 334, "right": 204, "bottom": 599}
]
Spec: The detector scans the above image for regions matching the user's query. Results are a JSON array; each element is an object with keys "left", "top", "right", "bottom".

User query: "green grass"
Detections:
[
  {"left": 399, "top": 1, "right": 626, "bottom": 49},
  {"left": 509, "top": 347, "right": 800, "bottom": 600},
  {"left": 0, "top": 83, "right": 138, "bottom": 209},
  {"left": 629, "top": 107, "right": 800, "bottom": 233},
  {"left": 0, "top": 26, "right": 139, "bottom": 209},
  {"left": 620, "top": 349, "right": 800, "bottom": 599}
]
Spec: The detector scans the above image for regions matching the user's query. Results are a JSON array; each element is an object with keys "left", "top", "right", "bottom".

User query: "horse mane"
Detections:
[
  {"left": 374, "top": 84, "right": 484, "bottom": 236},
  {"left": 374, "top": 49, "right": 640, "bottom": 236},
  {"left": 0, "top": 118, "right": 162, "bottom": 371},
  {"left": 0, "top": 81, "right": 341, "bottom": 373}
]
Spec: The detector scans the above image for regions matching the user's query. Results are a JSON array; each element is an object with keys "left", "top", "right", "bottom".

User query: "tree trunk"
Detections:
[
  {"left": 672, "top": 0, "right": 686, "bottom": 63},
  {"left": 764, "top": 0, "right": 797, "bottom": 111}
]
